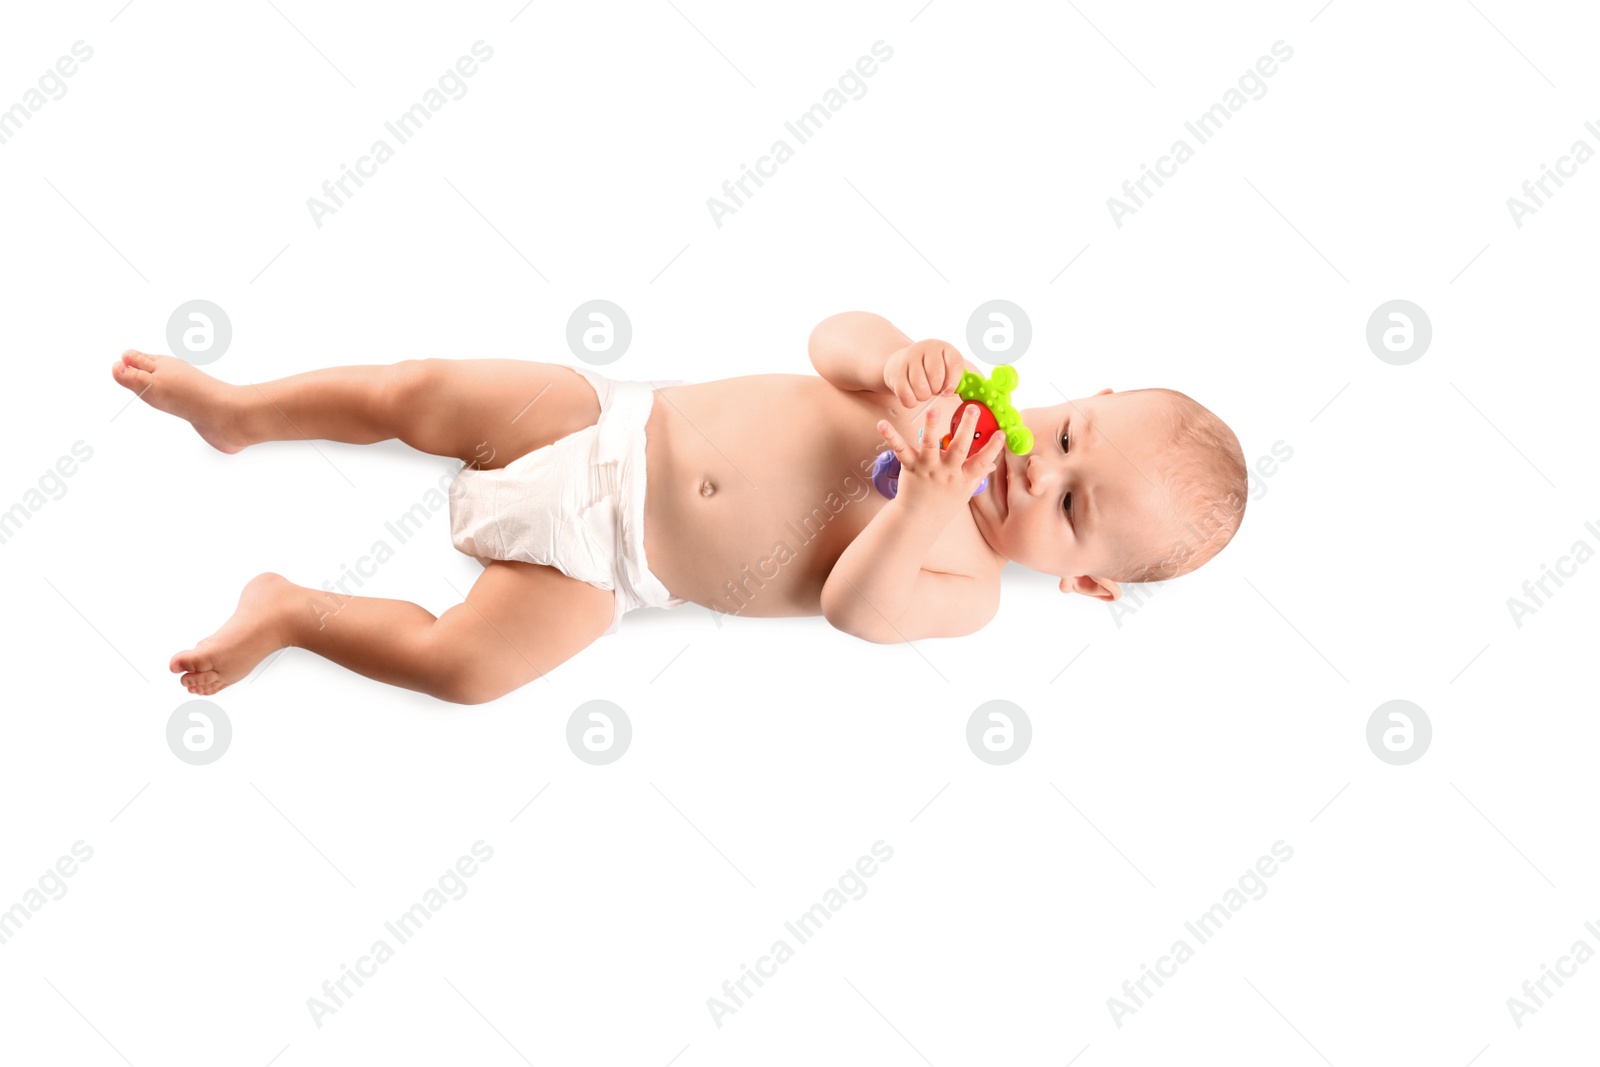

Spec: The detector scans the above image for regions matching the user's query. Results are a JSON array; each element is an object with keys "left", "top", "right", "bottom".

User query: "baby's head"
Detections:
[{"left": 970, "top": 387, "right": 1246, "bottom": 599}]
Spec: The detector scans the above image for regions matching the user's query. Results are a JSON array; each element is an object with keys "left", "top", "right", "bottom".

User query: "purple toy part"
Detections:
[
  {"left": 871, "top": 450, "right": 900, "bottom": 499},
  {"left": 870, "top": 450, "right": 986, "bottom": 500}
]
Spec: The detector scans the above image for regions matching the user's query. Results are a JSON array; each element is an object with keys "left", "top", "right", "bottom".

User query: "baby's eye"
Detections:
[
  {"left": 1060, "top": 431, "right": 1070, "bottom": 452},
  {"left": 1063, "top": 492, "right": 1073, "bottom": 515}
]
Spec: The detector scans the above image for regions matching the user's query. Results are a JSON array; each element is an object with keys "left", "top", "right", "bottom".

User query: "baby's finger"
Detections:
[
  {"left": 971, "top": 432, "right": 1006, "bottom": 469},
  {"left": 877, "top": 420, "right": 914, "bottom": 464},
  {"left": 885, "top": 358, "right": 916, "bottom": 408},
  {"left": 907, "top": 357, "right": 931, "bottom": 401},
  {"left": 920, "top": 405, "right": 943, "bottom": 453},
  {"left": 923, "top": 347, "right": 948, "bottom": 396},
  {"left": 938, "top": 347, "right": 964, "bottom": 394},
  {"left": 944, "top": 404, "right": 982, "bottom": 461}
]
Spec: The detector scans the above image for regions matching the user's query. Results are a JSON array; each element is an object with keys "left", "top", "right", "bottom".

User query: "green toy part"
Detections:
[{"left": 956, "top": 365, "right": 1033, "bottom": 454}]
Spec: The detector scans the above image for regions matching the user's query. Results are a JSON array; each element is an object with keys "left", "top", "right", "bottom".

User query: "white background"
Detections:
[{"left": 1, "top": 0, "right": 1596, "bottom": 1064}]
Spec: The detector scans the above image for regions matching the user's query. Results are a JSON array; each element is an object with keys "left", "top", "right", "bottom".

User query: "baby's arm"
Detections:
[
  {"left": 821, "top": 494, "right": 1000, "bottom": 642},
  {"left": 810, "top": 313, "right": 982, "bottom": 404},
  {"left": 821, "top": 406, "right": 1004, "bottom": 643},
  {"left": 808, "top": 312, "right": 912, "bottom": 393}
]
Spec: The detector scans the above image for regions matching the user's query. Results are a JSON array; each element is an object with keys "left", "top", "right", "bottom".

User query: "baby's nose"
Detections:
[{"left": 1024, "top": 454, "right": 1044, "bottom": 494}]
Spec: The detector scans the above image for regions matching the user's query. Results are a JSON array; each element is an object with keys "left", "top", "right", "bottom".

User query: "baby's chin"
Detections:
[{"left": 1004, "top": 541, "right": 1082, "bottom": 579}]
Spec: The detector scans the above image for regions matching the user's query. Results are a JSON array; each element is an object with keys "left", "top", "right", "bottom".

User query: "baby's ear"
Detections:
[{"left": 1059, "top": 575, "right": 1122, "bottom": 602}]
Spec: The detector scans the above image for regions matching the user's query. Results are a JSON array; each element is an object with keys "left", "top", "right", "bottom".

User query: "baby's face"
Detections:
[{"left": 969, "top": 389, "right": 1176, "bottom": 590}]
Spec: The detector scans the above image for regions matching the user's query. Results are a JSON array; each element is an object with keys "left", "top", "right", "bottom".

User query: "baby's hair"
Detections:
[{"left": 1111, "top": 388, "right": 1247, "bottom": 583}]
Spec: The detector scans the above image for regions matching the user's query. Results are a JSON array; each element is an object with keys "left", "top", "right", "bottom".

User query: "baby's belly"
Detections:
[{"left": 642, "top": 375, "right": 891, "bottom": 617}]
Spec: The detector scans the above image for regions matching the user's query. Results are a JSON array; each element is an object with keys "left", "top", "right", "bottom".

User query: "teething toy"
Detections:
[{"left": 871, "top": 365, "right": 1033, "bottom": 500}]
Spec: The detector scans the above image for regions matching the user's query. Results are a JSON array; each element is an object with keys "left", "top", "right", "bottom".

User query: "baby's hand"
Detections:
[
  {"left": 883, "top": 339, "right": 966, "bottom": 408},
  {"left": 876, "top": 404, "right": 1004, "bottom": 521}
]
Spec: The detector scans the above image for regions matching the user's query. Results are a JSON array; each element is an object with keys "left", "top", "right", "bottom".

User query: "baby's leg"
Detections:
[
  {"left": 112, "top": 352, "right": 600, "bottom": 468},
  {"left": 173, "top": 564, "right": 615, "bottom": 704}
]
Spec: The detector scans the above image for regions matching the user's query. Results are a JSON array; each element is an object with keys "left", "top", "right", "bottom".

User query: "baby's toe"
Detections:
[
  {"left": 170, "top": 649, "right": 211, "bottom": 675},
  {"left": 121, "top": 350, "right": 159, "bottom": 371},
  {"left": 182, "top": 670, "right": 220, "bottom": 692},
  {"left": 112, "top": 359, "right": 153, "bottom": 391}
]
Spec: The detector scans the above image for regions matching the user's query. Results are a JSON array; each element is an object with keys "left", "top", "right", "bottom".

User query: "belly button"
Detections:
[{"left": 700, "top": 479, "right": 716, "bottom": 497}]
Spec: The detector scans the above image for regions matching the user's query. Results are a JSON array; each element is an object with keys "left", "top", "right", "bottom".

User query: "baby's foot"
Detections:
[
  {"left": 112, "top": 350, "right": 248, "bottom": 453},
  {"left": 170, "top": 574, "right": 295, "bottom": 696}
]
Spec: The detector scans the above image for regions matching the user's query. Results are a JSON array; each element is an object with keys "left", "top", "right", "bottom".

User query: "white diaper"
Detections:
[{"left": 447, "top": 365, "right": 689, "bottom": 636}]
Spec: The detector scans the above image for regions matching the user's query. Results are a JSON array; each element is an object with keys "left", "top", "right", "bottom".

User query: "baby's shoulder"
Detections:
[
  {"left": 920, "top": 558, "right": 1003, "bottom": 636},
  {"left": 927, "top": 521, "right": 1005, "bottom": 588}
]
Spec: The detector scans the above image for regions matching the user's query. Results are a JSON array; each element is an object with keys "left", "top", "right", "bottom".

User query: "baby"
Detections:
[{"left": 111, "top": 311, "right": 1247, "bottom": 704}]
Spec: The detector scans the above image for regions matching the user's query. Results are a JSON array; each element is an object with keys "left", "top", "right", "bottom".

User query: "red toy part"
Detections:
[{"left": 939, "top": 400, "right": 1002, "bottom": 452}]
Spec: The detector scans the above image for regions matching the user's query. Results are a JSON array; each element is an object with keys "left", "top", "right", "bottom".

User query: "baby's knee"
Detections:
[
  {"left": 432, "top": 675, "right": 509, "bottom": 706},
  {"left": 419, "top": 636, "right": 532, "bottom": 705},
  {"left": 426, "top": 658, "right": 513, "bottom": 706},
  {"left": 382, "top": 358, "right": 448, "bottom": 418}
]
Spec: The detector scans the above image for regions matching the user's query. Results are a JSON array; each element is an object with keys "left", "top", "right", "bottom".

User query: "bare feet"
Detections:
[
  {"left": 112, "top": 350, "right": 249, "bottom": 454},
  {"left": 170, "top": 574, "right": 296, "bottom": 696}
]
